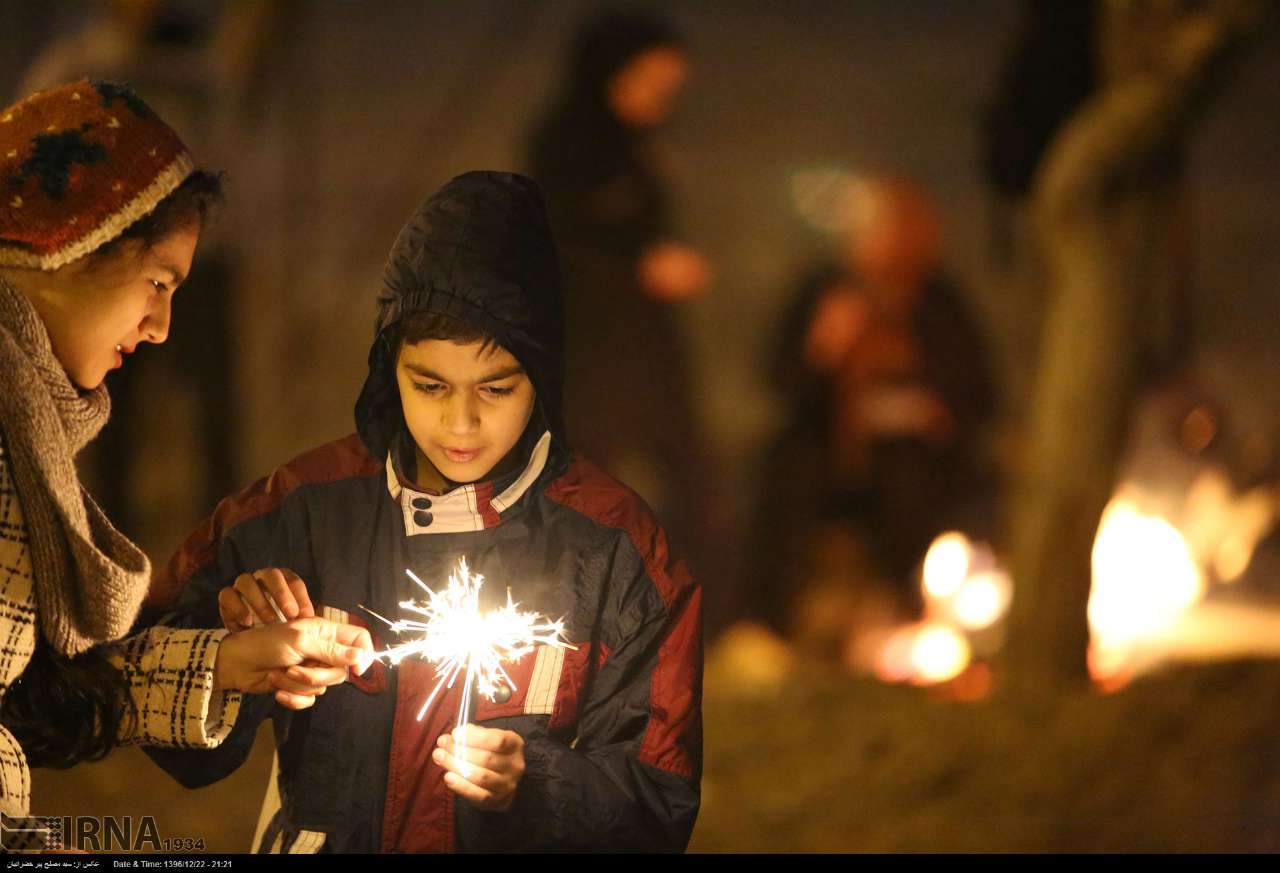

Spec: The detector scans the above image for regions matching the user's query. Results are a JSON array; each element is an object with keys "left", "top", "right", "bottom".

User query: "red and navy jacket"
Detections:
[
  {"left": 143, "top": 430, "right": 701, "bottom": 852},
  {"left": 143, "top": 173, "right": 702, "bottom": 852}
]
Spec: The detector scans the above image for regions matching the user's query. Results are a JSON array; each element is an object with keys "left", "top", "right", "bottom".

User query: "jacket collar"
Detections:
[{"left": 385, "top": 431, "right": 551, "bottom": 535}]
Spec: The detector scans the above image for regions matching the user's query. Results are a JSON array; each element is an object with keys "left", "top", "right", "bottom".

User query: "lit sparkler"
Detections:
[{"left": 363, "top": 558, "right": 575, "bottom": 775}]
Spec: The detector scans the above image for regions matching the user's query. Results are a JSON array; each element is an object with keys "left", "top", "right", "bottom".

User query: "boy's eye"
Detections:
[
  {"left": 150, "top": 280, "right": 169, "bottom": 294},
  {"left": 413, "top": 381, "right": 446, "bottom": 395},
  {"left": 482, "top": 385, "right": 515, "bottom": 398}
]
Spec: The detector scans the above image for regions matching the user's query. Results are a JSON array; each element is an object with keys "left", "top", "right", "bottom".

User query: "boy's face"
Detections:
[{"left": 396, "top": 338, "right": 536, "bottom": 489}]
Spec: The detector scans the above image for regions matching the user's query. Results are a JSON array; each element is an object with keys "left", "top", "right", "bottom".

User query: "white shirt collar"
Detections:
[{"left": 385, "top": 431, "right": 552, "bottom": 536}]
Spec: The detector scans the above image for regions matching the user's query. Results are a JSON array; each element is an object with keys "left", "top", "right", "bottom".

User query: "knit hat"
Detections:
[{"left": 0, "top": 79, "right": 194, "bottom": 271}]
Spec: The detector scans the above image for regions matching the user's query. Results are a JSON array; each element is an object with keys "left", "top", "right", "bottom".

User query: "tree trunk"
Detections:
[{"left": 1002, "top": 0, "right": 1264, "bottom": 699}]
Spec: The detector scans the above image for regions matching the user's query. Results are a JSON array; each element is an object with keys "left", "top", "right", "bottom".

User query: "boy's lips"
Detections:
[{"left": 442, "top": 447, "right": 482, "bottom": 464}]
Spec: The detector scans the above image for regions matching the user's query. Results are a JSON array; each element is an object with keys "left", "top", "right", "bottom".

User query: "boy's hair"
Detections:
[{"left": 394, "top": 311, "right": 501, "bottom": 356}]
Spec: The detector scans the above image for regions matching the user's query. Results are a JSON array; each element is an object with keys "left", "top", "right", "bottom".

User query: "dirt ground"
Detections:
[{"left": 690, "top": 658, "right": 1280, "bottom": 852}]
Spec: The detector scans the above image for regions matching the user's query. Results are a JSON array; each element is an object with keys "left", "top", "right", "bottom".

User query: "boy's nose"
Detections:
[{"left": 442, "top": 392, "right": 480, "bottom": 434}]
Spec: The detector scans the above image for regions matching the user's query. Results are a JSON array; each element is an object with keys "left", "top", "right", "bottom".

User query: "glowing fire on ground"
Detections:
[
  {"left": 1088, "top": 498, "right": 1205, "bottom": 670},
  {"left": 875, "top": 531, "right": 1012, "bottom": 687},
  {"left": 876, "top": 621, "right": 972, "bottom": 685},
  {"left": 862, "top": 463, "right": 1276, "bottom": 690},
  {"left": 922, "top": 532, "right": 970, "bottom": 600},
  {"left": 921, "top": 533, "right": 1012, "bottom": 633},
  {"left": 1086, "top": 470, "right": 1276, "bottom": 681}
]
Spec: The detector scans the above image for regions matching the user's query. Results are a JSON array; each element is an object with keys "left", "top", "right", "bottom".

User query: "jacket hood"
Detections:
[{"left": 355, "top": 171, "right": 567, "bottom": 465}]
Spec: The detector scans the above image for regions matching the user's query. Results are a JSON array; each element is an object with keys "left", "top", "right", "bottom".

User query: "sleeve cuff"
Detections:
[{"left": 107, "top": 626, "right": 243, "bottom": 748}]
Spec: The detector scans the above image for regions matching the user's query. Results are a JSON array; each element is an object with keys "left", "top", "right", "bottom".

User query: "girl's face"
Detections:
[
  {"left": 396, "top": 338, "right": 537, "bottom": 492},
  {"left": 26, "top": 225, "right": 200, "bottom": 389}
]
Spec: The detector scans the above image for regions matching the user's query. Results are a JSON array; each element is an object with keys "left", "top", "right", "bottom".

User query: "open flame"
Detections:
[
  {"left": 860, "top": 462, "right": 1275, "bottom": 689},
  {"left": 1088, "top": 498, "right": 1205, "bottom": 652},
  {"left": 873, "top": 531, "right": 1013, "bottom": 687},
  {"left": 875, "top": 621, "right": 971, "bottom": 685},
  {"left": 952, "top": 570, "right": 1012, "bottom": 632},
  {"left": 922, "top": 532, "right": 971, "bottom": 600},
  {"left": 1087, "top": 470, "right": 1276, "bottom": 680},
  {"left": 921, "top": 533, "right": 1012, "bottom": 634}
]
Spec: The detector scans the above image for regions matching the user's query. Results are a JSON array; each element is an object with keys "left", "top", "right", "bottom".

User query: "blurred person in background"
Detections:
[
  {"left": 527, "top": 7, "right": 714, "bottom": 578},
  {"left": 979, "top": 0, "right": 1098, "bottom": 268},
  {"left": 0, "top": 81, "right": 370, "bottom": 849},
  {"left": 745, "top": 178, "right": 999, "bottom": 657}
]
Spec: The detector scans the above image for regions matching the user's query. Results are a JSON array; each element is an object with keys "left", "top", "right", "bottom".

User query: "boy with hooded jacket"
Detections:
[{"left": 142, "top": 172, "right": 702, "bottom": 853}]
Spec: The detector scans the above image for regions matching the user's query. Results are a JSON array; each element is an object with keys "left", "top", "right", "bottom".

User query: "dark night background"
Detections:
[{"left": 2, "top": 0, "right": 1278, "bottom": 852}]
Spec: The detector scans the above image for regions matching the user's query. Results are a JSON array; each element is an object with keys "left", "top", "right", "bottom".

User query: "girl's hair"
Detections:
[
  {"left": 85, "top": 169, "right": 224, "bottom": 267},
  {"left": 0, "top": 640, "right": 135, "bottom": 769},
  {"left": 0, "top": 171, "right": 221, "bottom": 768},
  {"left": 394, "top": 311, "right": 501, "bottom": 355}
]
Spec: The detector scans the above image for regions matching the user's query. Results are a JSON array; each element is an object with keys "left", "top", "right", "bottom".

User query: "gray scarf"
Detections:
[{"left": 0, "top": 276, "right": 150, "bottom": 657}]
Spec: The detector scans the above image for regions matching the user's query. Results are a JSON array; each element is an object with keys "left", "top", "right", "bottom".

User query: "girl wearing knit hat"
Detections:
[{"left": 0, "top": 80, "right": 372, "bottom": 845}]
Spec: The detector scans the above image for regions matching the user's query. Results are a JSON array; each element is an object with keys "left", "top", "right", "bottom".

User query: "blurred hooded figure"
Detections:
[{"left": 527, "top": 7, "right": 713, "bottom": 574}]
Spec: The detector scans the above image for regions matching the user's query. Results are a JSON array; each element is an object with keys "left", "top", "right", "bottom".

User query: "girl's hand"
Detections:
[{"left": 212, "top": 617, "right": 374, "bottom": 710}]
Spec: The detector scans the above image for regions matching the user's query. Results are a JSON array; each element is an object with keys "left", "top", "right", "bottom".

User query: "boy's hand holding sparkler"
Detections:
[{"left": 433, "top": 724, "right": 526, "bottom": 812}]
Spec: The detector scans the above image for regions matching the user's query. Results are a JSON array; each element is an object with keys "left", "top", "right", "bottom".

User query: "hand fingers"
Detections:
[
  {"left": 288, "top": 622, "right": 368, "bottom": 669},
  {"left": 438, "top": 730, "right": 525, "bottom": 782},
  {"left": 282, "top": 568, "right": 316, "bottom": 618},
  {"left": 434, "top": 747, "right": 515, "bottom": 811},
  {"left": 331, "top": 623, "right": 376, "bottom": 676},
  {"left": 268, "top": 669, "right": 328, "bottom": 697},
  {"left": 443, "top": 724, "right": 522, "bottom": 755},
  {"left": 253, "top": 568, "right": 301, "bottom": 620},
  {"left": 288, "top": 617, "right": 375, "bottom": 674},
  {"left": 281, "top": 663, "right": 348, "bottom": 688},
  {"left": 274, "top": 689, "right": 316, "bottom": 711},
  {"left": 217, "top": 586, "right": 253, "bottom": 631},
  {"left": 233, "top": 572, "right": 282, "bottom": 625},
  {"left": 441, "top": 769, "right": 497, "bottom": 807},
  {"left": 433, "top": 746, "right": 505, "bottom": 787},
  {"left": 435, "top": 741, "right": 506, "bottom": 776},
  {"left": 331, "top": 622, "right": 374, "bottom": 652},
  {"left": 290, "top": 616, "right": 372, "bottom": 648}
]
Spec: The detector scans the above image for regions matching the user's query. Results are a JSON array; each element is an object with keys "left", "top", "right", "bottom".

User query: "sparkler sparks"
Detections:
[{"left": 363, "top": 558, "right": 575, "bottom": 775}]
